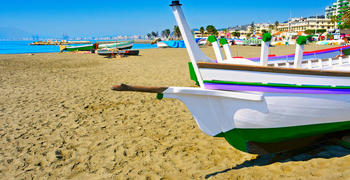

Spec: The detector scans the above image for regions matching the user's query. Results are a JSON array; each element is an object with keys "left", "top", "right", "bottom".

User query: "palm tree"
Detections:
[
  {"left": 147, "top": 33, "right": 152, "bottom": 39},
  {"left": 250, "top": 22, "right": 255, "bottom": 33},
  {"left": 151, "top": 31, "right": 158, "bottom": 39},
  {"left": 200, "top": 27, "right": 205, "bottom": 37},
  {"left": 342, "top": 8, "right": 350, "bottom": 25},
  {"left": 274, "top": 21, "right": 279, "bottom": 31},
  {"left": 330, "top": 15, "right": 339, "bottom": 29},
  {"left": 161, "top": 29, "right": 171, "bottom": 39},
  {"left": 206, "top": 25, "right": 217, "bottom": 35},
  {"left": 232, "top": 31, "right": 240, "bottom": 38},
  {"left": 173, "top": 25, "right": 182, "bottom": 39}
]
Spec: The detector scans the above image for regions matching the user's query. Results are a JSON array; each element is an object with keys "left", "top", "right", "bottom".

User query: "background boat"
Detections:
[
  {"left": 97, "top": 49, "right": 139, "bottom": 57},
  {"left": 98, "top": 40, "right": 133, "bottom": 50},
  {"left": 156, "top": 38, "right": 203, "bottom": 48},
  {"left": 60, "top": 44, "right": 97, "bottom": 52}
]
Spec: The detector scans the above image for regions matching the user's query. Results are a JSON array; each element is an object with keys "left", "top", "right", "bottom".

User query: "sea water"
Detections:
[{"left": 0, "top": 41, "right": 157, "bottom": 54}]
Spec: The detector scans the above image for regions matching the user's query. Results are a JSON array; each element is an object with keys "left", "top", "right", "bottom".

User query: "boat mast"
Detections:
[{"left": 170, "top": 0, "right": 211, "bottom": 88}]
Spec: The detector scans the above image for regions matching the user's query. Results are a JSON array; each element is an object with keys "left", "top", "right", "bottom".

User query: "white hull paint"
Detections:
[{"left": 163, "top": 87, "right": 350, "bottom": 136}]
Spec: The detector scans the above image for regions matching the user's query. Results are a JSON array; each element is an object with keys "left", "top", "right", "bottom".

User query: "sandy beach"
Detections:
[{"left": 2, "top": 45, "right": 350, "bottom": 179}]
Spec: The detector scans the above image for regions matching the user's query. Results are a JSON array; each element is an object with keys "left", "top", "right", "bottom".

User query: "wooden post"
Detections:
[
  {"left": 318, "top": 59, "right": 323, "bottom": 68},
  {"left": 260, "top": 33, "right": 272, "bottom": 66},
  {"left": 340, "top": 57, "right": 343, "bottom": 65},
  {"left": 329, "top": 58, "right": 332, "bottom": 67},
  {"left": 208, "top": 36, "right": 224, "bottom": 63},
  {"left": 260, "top": 42, "right": 270, "bottom": 66},
  {"left": 308, "top": 60, "right": 312, "bottom": 69},
  {"left": 294, "top": 36, "right": 307, "bottom": 68},
  {"left": 219, "top": 38, "right": 233, "bottom": 60},
  {"left": 286, "top": 62, "right": 290, "bottom": 68}
]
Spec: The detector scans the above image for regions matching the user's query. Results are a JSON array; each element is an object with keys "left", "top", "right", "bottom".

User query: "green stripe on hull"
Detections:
[
  {"left": 343, "top": 48, "right": 350, "bottom": 56},
  {"left": 66, "top": 45, "right": 95, "bottom": 51},
  {"left": 222, "top": 121, "right": 350, "bottom": 153},
  {"left": 204, "top": 80, "right": 350, "bottom": 89},
  {"left": 187, "top": 63, "right": 350, "bottom": 89},
  {"left": 188, "top": 62, "right": 199, "bottom": 86}
]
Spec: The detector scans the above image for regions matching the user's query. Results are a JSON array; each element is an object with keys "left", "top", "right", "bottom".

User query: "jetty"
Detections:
[
  {"left": 29, "top": 40, "right": 91, "bottom": 45},
  {"left": 96, "top": 39, "right": 153, "bottom": 44}
]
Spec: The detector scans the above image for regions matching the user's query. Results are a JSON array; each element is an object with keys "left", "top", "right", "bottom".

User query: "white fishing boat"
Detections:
[
  {"left": 98, "top": 41, "right": 133, "bottom": 50},
  {"left": 157, "top": 41, "right": 169, "bottom": 48},
  {"left": 112, "top": 0, "right": 350, "bottom": 154}
]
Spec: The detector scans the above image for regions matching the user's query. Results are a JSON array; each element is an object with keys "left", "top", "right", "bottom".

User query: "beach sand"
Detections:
[{"left": 1, "top": 45, "right": 350, "bottom": 179}]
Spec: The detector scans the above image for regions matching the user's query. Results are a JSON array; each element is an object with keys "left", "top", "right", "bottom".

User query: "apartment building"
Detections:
[
  {"left": 277, "top": 17, "right": 334, "bottom": 32},
  {"left": 325, "top": 0, "right": 350, "bottom": 19}
]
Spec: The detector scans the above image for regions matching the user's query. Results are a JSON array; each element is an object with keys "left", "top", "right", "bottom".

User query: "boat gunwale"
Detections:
[
  {"left": 247, "top": 45, "right": 350, "bottom": 61},
  {"left": 197, "top": 62, "right": 350, "bottom": 77}
]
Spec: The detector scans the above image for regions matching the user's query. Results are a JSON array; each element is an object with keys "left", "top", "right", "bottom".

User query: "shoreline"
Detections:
[{"left": 0, "top": 43, "right": 338, "bottom": 56}]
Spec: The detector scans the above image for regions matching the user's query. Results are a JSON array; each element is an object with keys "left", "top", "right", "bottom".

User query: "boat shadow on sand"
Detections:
[{"left": 205, "top": 142, "right": 350, "bottom": 179}]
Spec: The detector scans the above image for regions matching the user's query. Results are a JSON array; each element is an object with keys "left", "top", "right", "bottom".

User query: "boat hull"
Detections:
[
  {"left": 97, "top": 50, "right": 139, "bottom": 56},
  {"left": 164, "top": 62, "right": 350, "bottom": 153},
  {"left": 162, "top": 87, "right": 350, "bottom": 154},
  {"left": 98, "top": 41, "right": 133, "bottom": 50},
  {"left": 64, "top": 44, "right": 96, "bottom": 51}
]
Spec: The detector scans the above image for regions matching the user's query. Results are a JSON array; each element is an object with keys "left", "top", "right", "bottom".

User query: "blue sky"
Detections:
[{"left": 0, "top": 0, "right": 334, "bottom": 37}]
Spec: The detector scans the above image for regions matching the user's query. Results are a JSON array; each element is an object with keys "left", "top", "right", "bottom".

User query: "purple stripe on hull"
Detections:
[
  {"left": 204, "top": 83, "right": 350, "bottom": 94},
  {"left": 248, "top": 51, "right": 341, "bottom": 62}
]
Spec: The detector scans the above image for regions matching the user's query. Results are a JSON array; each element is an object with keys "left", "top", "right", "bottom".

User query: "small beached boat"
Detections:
[
  {"left": 97, "top": 49, "right": 139, "bottom": 57},
  {"left": 112, "top": 0, "right": 350, "bottom": 154},
  {"left": 157, "top": 39, "right": 203, "bottom": 48},
  {"left": 98, "top": 41, "right": 133, "bottom": 50},
  {"left": 60, "top": 44, "right": 97, "bottom": 52}
]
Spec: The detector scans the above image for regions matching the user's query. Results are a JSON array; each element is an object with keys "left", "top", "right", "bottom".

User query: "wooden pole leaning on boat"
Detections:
[
  {"left": 112, "top": 84, "right": 168, "bottom": 93},
  {"left": 208, "top": 36, "right": 224, "bottom": 63},
  {"left": 294, "top": 36, "right": 307, "bottom": 68},
  {"left": 260, "top": 33, "right": 272, "bottom": 66}
]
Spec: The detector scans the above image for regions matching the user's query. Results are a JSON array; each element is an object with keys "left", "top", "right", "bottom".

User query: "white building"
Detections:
[
  {"left": 277, "top": 17, "right": 334, "bottom": 32},
  {"left": 325, "top": 0, "right": 350, "bottom": 19},
  {"left": 247, "top": 23, "right": 272, "bottom": 33}
]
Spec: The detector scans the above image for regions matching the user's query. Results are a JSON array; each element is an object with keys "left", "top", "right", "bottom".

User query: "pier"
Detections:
[{"left": 29, "top": 40, "right": 91, "bottom": 45}]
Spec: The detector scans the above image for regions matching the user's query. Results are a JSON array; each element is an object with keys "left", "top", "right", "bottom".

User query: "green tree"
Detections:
[
  {"left": 330, "top": 15, "right": 338, "bottom": 26},
  {"left": 161, "top": 29, "right": 171, "bottom": 39},
  {"left": 147, "top": 33, "right": 152, "bottom": 39},
  {"left": 274, "top": 21, "right": 279, "bottom": 31},
  {"left": 173, "top": 25, "right": 182, "bottom": 39},
  {"left": 250, "top": 22, "right": 255, "bottom": 33},
  {"left": 246, "top": 33, "right": 252, "bottom": 39},
  {"left": 151, "top": 31, "right": 158, "bottom": 38},
  {"left": 341, "top": 2, "right": 350, "bottom": 28},
  {"left": 304, "top": 29, "right": 327, "bottom": 35},
  {"left": 200, "top": 27, "right": 205, "bottom": 36},
  {"left": 232, "top": 32, "right": 240, "bottom": 37},
  {"left": 206, "top": 25, "right": 217, "bottom": 35}
]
